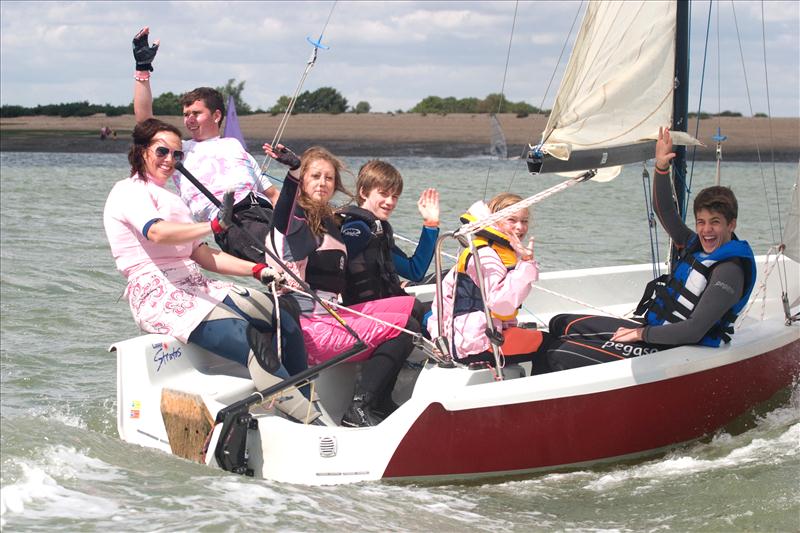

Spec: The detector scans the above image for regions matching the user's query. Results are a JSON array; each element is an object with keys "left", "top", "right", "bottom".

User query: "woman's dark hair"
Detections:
[{"left": 128, "top": 118, "right": 183, "bottom": 179}]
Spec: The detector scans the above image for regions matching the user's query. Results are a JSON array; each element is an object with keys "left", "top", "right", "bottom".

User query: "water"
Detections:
[{"left": 1, "top": 151, "right": 798, "bottom": 531}]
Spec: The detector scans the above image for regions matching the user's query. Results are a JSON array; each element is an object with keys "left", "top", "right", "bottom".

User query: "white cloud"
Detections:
[{"left": 1, "top": 0, "right": 798, "bottom": 116}]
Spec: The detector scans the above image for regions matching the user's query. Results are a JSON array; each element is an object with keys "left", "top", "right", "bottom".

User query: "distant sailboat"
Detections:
[
  {"left": 489, "top": 113, "right": 507, "bottom": 159},
  {"left": 223, "top": 94, "right": 246, "bottom": 149}
]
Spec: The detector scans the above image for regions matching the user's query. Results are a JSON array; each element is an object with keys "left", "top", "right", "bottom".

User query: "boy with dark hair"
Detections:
[
  {"left": 544, "top": 127, "right": 756, "bottom": 370},
  {"left": 132, "top": 27, "right": 278, "bottom": 263}
]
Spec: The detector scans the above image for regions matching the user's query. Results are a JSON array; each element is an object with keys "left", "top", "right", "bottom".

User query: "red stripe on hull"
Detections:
[{"left": 383, "top": 339, "right": 800, "bottom": 479}]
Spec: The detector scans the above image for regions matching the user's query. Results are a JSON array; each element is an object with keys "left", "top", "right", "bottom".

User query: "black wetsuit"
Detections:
[{"left": 545, "top": 168, "right": 749, "bottom": 371}]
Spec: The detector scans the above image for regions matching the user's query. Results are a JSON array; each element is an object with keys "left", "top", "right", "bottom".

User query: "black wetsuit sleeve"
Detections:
[
  {"left": 643, "top": 261, "right": 745, "bottom": 345},
  {"left": 273, "top": 172, "right": 301, "bottom": 236},
  {"left": 653, "top": 169, "right": 694, "bottom": 247}
]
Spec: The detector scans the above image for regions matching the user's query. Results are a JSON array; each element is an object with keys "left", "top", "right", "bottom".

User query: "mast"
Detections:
[{"left": 672, "top": 0, "right": 691, "bottom": 220}]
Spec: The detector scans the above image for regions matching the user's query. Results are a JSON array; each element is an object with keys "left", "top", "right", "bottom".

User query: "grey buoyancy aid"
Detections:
[
  {"left": 340, "top": 206, "right": 405, "bottom": 305},
  {"left": 452, "top": 213, "right": 519, "bottom": 322},
  {"left": 635, "top": 234, "right": 756, "bottom": 347}
]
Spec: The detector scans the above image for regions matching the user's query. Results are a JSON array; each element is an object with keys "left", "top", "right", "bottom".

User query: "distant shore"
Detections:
[{"left": 2, "top": 113, "right": 798, "bottom": 160}]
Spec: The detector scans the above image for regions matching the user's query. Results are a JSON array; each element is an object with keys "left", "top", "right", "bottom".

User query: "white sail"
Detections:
[
  {"left": 539, "top": 0, "right": 698, "bottom": 169},
  {"left": 783, "top": 167, "right": 800, "bottom": 263}
]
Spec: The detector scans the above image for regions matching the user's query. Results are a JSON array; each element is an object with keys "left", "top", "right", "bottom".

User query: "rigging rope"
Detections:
[
  {"left": 507, "top": 0, "right": 585, "bottom": 191},
  {"left": 259, "top": 1, "right": 337, "bottom": 177},
  {"left": 280, "top": 285, "right": 446, "bottom": 363},
  {"left": 481, "top": 0, "right": 518, "bottom": 201},
  {"left": 640, "top": 165, "right": 662, "bottom": 278},
  {"left": 735, "top": 247, "right": 781, "bottom": 326},
  {"left": 530, "top": 284, "right": 630, "bottom": 321},
  {"left": 731, "top": 0, "right": 789, "bottom": 294},
  {"left": 456, "top": 171, "right": 595, "bottom": 238}
]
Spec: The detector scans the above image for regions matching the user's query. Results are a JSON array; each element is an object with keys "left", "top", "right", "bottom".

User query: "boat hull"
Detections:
[
  {"left": 113, "top": 257, "right": 800, "bottom": 485},
  {"left": 384, "top": 338, "right": 800, "bottom": 479}
]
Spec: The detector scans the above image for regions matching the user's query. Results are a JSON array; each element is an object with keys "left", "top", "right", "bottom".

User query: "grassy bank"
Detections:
[{"left": 2, "top": 113, "right": 798, "bottom": 160}]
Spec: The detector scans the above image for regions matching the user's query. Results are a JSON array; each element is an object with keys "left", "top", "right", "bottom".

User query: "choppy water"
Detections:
[{"left": 1, "top": 151, "right": 798, "bottom": 531}]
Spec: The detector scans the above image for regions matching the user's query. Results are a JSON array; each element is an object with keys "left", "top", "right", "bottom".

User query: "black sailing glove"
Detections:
[
  {"left": 272, "top": 144, "right": 301, "bottom": 170},
  {"left": 210, "top": 189, "right": 235, "bottom": 234},
  {"left": 132, "top": 27, "right": 159, "bottom": 72}
]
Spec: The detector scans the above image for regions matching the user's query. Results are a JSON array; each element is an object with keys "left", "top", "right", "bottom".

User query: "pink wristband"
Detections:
[
  {"left": 134, "top": 71, "right": 151, "bottom": 82},
  {"left": 654, "top": 165, "right": 670, "bottom": 175}
]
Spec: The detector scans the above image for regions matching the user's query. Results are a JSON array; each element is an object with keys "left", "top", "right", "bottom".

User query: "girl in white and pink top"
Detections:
[
  {"left": 103, "top": 118, "right": 319, "bottom": 423},
  {"left": 428, "top": 193, "right": 552, "bottom": 374}
]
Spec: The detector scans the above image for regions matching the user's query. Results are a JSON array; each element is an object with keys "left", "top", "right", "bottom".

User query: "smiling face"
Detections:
[
  {"left": 361, "top": 187, "right": 400, "bottom": 221},
  {"left": 182, "top": 99, "right": 221, "bottom": 141},
  {"left": 695, "top": 208, "right": 736, "bottom": 254},
  {"left": 302, "top": 158, "right": 337, "bottom": 204},
  {"left": 144, "top": 131, "right": 182, "bottom": 186},
  {"left": 495, "top": 209, "right": 530, "bottom": 240}
]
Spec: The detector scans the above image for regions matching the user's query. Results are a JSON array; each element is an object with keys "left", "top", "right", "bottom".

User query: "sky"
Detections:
[{"left": 1, "top": 1, "right": 798, "bottom": 116}]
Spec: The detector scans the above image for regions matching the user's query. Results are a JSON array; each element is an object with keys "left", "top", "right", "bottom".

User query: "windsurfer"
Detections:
[
  {"left": 103, "top": 119, "right": 322, "bottom": 424},
  {"left": 544, "top": 127, "right": 756, "bottom": 370},
  {"left": 427, "top": 193, "right": 551, "bottom": 373},
  {"left": 263, "top": 143, "right": 420, "bottom": 427},
  {"left": 131, "top": 27, "right": 279, "bottom": 264},
  {"left": 339, "top": 159, "right": 440, "bottom": 330}
]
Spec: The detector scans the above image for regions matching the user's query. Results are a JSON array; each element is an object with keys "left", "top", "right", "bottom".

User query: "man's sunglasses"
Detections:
[{"left": 152, "top": 146, "right": 185, "bottom": 162}]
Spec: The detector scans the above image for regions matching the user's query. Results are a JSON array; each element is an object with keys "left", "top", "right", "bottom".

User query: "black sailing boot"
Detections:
[
  {"left": 341, "top": 392, "right": 382, "bottom": 428},
  {"left": 341, "top": 369, "right": 383, "bottom": 427}
]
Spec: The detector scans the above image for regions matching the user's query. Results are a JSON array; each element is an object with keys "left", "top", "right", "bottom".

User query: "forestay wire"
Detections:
[
  {"left": 506, "top": 0, "right": 585, "bottom": 191},
  {"left": 259, "top": 1, "right": 337, "bottom": 177}
]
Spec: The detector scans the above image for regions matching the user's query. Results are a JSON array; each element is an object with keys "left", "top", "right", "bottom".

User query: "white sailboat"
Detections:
[{"left": 111, "top": 0, "right": 799, "bottom": 484}]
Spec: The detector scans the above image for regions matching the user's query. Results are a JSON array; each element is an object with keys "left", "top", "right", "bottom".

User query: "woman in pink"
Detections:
[
  {"left": 263, "top": 143, "right": 420, "bottom": 427},
  {"left": 104, "top": 118, "right": 319, "bottom": 424},
  {"left": 428, "top": 193, "right": 551, "bottom": 373}
]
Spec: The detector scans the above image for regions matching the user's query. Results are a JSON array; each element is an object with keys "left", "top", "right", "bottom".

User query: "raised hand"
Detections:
[
  {"left": 263, "top": 143, "right": 301, "bottom": 170},
  {"left": 132, "top": 27, "right": 159, "bottom": 72},
  {"left": 655, "top": 126, "right": 676, "bottom": 171},
  {"left": 509, "top": 233, "right": 535, "bottom": 262},
  {"left": 417, "top": 188, "right": 440, "bottom": 227}
]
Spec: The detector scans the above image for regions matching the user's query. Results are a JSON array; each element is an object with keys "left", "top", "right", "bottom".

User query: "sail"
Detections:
[
  {"left": 530, "top": 0, "right": 698, "bottom": 176},
  {"left": 489, "top": 114, "right": 508, "bottom": 159},
  {"left": 223, "top": 94, "right": 246, "bottom": 149},
  {"left": 783, "top": 168, "right": 800, "bottom": 263}
]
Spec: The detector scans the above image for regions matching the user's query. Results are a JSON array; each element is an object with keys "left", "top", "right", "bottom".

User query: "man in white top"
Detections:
[{"left": 132, "top": 27, "right": 279, "bottom": 263}]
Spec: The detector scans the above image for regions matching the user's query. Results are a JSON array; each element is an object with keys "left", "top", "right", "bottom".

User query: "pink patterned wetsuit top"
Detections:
[
  {"left": 174, "top": 137, "right": 271, "bottom": 222},
  {"left": 103, "top": 175, "right": 230, "bottom": 342}
]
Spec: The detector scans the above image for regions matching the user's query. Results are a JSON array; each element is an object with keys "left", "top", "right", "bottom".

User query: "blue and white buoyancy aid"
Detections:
[{"left": 636, "top": 234, "right": 756, "bottom": 347}]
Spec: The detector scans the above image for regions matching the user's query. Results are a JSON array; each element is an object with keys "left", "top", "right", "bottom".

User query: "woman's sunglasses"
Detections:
[{"left": 152, "top": 146, "right": 185, "bottom": 162}]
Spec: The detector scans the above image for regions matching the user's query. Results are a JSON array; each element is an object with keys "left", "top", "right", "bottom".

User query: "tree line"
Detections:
[{"left": 0, "top": 78, "right": 758, "bottom": 118}]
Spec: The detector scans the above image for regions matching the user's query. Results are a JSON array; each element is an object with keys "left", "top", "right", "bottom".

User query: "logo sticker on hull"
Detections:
[
  {"left": 130, "top": 400, "right": 141, "bottom": 419},
  {"left": 150, "top": 342, "right": 182, "bottom": 372}
]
